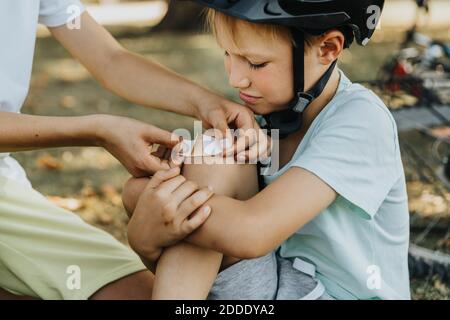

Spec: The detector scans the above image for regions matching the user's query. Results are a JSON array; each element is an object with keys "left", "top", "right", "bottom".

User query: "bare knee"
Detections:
[
  {"left": 182, "top": 161, "right": 258, "bottom": 200},
  {"left": 181, "top": 161, "right": 258, "bottom": 269}
]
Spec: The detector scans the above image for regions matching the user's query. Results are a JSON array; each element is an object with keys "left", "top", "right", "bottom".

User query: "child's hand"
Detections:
[
  {"left": 95, "top": 115, "right": 180, "bottom": 177},
  {"left": 127, "top": 167, "right": 214, "bottom": 262}
]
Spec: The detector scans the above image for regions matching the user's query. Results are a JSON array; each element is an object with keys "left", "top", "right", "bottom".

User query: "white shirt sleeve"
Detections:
[
  {"left": 39, "top": 0, "right": 85, "bottom": 27},
  {"left": 291, "top": 97, "right": 401, "bottom": 219}
]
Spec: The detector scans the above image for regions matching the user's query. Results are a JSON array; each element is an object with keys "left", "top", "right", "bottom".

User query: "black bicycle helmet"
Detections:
[{"left": 181, "top": 0, "right": 385, "bottom": 137}]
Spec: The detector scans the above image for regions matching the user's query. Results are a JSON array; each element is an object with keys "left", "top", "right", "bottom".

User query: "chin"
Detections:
[{"left": 248, "top": 104, "right": 285, "bottom": 116}]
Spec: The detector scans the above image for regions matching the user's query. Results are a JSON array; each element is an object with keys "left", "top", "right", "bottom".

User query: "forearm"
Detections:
[
  {"left": 50, "top": 12, "right": 208, "bottom": 119},
  {"left": 124, "top": 178, "right": 264, "bottom": 260},
  {"left": 101, "top": 49, "right": 209, "bottom": 118},
  {"left": 126, "top": 167, "right": 335, "bottom": 267},
  {"left": 0, "top": 112, "right": 100, "bottom": 152},
  {"left": 184, "top": 196, "right": 258, "bottom": 258}
]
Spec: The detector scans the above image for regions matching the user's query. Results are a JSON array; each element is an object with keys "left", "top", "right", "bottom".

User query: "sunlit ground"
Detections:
[{"left": 13, "top": 26, "right": 450, "bottom": 299}]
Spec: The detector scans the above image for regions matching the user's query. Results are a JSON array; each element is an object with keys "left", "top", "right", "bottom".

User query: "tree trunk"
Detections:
[{"left": 153, "top": 0, "right": 205, "bottom": 32}]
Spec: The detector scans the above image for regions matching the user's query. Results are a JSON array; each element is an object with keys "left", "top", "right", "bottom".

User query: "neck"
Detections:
[
  {"left": 302, "top": 67, "right": 340, "bottom": 133},
  {"left": 281, "top": 67, "right": 340, "bottom": 145}
]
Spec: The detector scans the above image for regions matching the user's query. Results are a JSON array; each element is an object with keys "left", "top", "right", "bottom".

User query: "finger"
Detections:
[
  {"left": 236, "top": 143, "right": 258, "bottom": 163},
  {"left": 163, "top": 147, "right": 172, "bottom": 160},
  {"left": 261, "top": 134, "right": 272, "bottom": 160},
  {"left": 212, "top": 117, "right": 230, "bottom": 139},
  {"left": 144, "top": 126, "right": 180, "bottom": 148},
  {"left": 159, "top": 180, "right": 204, "bottom": 224},
  {"left": 233, "top": 106, "right": 255, "bottom": 131},
  {"left": 142, "top": 154, "right": 172, "bottom": 174},
  {"left": 153, "top": 145, "right": 172, "bottom": 161},
  {"left": 176, "top": 188, "right": 214, "bottom": 225},
  {"left": 225, "top": 129, "right": 257, "bottom": 157},
  {"left": 151, "top": 145, "right": 168, "bottom": 159},
  {"left": 206, "top": 107, "right": 228, "bottom": 132},
  {"left": 239, "top": 131, "right": 271, "bottom": 162},
  {"left": 169, "top": 157, "right": 183, "bottom": 169},
  {"left": 145, "top": 167, "right": 180, "bottom": 190},
  {"left": 158, "top": 174, "right": 188, "bottom": 194},
  {"left": 182, "top": 205, "right": 212, "bottom": 235},
  {"left": 168, "top": 142, "right": 187, "bottom": 166},
  {"left": 169, "top": 180, "right": 201, "bottom": 209}
]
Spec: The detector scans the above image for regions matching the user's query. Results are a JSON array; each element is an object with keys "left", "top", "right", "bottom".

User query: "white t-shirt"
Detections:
[
  {"left": 262, "top": 71, "right": 410, "bottom": 299},
  {"left": 0, "top": 0, "right": 84, "bottom": 187}
]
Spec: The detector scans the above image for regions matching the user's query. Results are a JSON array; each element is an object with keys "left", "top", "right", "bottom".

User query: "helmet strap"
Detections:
[{"left": 263, "top": 30, "right": 338, "bottom": 138}]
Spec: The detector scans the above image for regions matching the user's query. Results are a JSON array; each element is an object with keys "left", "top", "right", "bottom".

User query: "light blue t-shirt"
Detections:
[{"left": 263, "top": 71, "right": 411, "bottom": 300}]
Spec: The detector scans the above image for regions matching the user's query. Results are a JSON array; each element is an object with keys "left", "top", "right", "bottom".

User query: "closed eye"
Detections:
[
  {"left": 248, "top": 61, "right": 268, "bottom": 70},
  {"left": 224, "top": 51, "right": 268, "bottom": 70}
]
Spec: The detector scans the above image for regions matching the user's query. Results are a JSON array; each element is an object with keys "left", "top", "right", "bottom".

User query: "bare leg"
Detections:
[
  {"left": 122, "top": 160, "right": 258, "bottom": 299},
  {"left": 152, "top": 243, "right": 223, "bottom": 299},
  {"left": 152, "top": 158, "right": 258, "bottom": 299},
  {"left": 121, "top": 160, "right": 258, "bottom": 299}
]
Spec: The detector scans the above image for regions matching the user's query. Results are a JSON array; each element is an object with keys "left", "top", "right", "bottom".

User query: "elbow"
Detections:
[
  {"left": 235, "top": 241, "right": 273, "bottom": 260},
  {"left": 231, "top": 241, "right": 272, "bottom": 260},
  {"left": 97, "top": 47, "right": 128, "bottom": 90},
  {"left": 225, "top": 216, "right": 273, "bottom": 260}
]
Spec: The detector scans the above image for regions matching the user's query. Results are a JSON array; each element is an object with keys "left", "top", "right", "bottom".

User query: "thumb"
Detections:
[
  {"left": 212, "top": 116, "right": 230, "bottom": 138},
  {"left": 205, "top": 107, "right": 230, "bottom": 136},
  {"left": 144, "top": 126, "right": 180, "bottom": 148},
  {"left": 235, "top": 109, "right": 255, "bottom": 131},
  {"left": 208, "top": 111, "right": 234, "bottom": 143},
  {"left": 142, "top": 153, "right": 172, "bottom": 175}
]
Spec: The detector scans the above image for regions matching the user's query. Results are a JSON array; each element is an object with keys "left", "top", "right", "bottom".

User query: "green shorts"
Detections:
[{"left": 0, "top": 175, "right": 146, "bottom": 300}]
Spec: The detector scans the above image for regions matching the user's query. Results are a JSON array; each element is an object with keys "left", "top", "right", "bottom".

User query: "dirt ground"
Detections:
[{"left": 12, "top": 27, "right": 450, "bottom": 300}]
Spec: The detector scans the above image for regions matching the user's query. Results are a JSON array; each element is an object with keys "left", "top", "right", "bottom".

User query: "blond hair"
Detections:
[{"left": 204, "top": 8, "right": 317, "bottom": 49}]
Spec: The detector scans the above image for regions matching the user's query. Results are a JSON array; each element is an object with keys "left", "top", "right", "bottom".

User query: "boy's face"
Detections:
[{"left": 216, "top": 22, "right": 295, "bottom": 115}]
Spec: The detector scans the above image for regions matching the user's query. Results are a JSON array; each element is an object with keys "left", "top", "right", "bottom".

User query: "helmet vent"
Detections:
[{"left": 264, "top": 2, "right": 282, "bottom": 16}]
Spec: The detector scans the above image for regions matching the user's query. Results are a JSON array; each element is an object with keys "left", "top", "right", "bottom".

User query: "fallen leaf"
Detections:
[
  {"left": 47, "top": 196, "right": 83, "bottom": 211},
  {"left": 36, "top": 154, "right": 63, "bottom": 170},
  {"left": 101, "top": 184, "right": 122, "bottom": 206},
  {"left": 59, "top": 95, "right": 77, "bottom": 109},
  {"left": 81, "top": 185, "right": 97, "bottom": 198}
]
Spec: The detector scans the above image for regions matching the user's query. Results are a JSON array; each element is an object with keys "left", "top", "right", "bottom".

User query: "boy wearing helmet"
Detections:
[{"left": 124, "top": 0, "right": 411, "bottom": 300}]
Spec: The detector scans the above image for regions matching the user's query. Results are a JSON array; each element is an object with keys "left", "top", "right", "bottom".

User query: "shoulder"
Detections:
[
  {"left": 307, "top": 82, "right": 400, "bottom": 158},
  {"left": 321, "top": 82, "right": 397, "bottom": 137}
]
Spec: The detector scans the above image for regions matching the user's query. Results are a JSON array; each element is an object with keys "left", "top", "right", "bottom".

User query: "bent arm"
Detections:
[
  {"left": 49, "top": 12, "right": 213, "bottom": 118},
  {"left": 123, "top": 166, "right": 336, "bottom": 260},
  {"left": 185, "top": 167, "right": 337, "bottom": 259}
]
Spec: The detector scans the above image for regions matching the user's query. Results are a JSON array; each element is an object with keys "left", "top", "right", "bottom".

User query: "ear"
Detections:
[{"left": 317, "top": 30, "right": 345, "bottom": 64}]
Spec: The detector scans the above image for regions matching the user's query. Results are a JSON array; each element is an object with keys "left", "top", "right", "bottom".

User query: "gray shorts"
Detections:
[{"left": 207, "top": 251, "right": 334, "bottom": 300}]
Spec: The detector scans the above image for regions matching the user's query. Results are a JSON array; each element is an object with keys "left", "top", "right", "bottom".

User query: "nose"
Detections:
[{"left": 228, "top": 60, "right": 251, "bottom": 89}]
